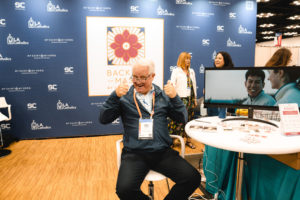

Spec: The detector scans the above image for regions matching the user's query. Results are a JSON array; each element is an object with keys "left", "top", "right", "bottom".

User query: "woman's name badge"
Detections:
[{"left": 138, "top": 118, "right": 153, "bottom": 140}]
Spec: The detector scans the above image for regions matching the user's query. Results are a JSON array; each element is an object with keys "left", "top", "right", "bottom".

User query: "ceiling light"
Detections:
[
  {"left": 288, "top": 15, "right": 300, "bottom": 20},
  {"left": 257, "top": 13, "right": 275, "bottom": 18},
  {"left": 263, "top": 36, "right": 275, "bottom": 39},
  {"left": 257, "top": 0, "right": 270, "bottom": 2},
  {"left": 261, "top": 31, "right": 274, "bottom": 34},
  {"left": 291, "top": 1, "right": 300, "bottom": 6},
  {"left": 259, "top": 24, "right": 275, "bottom": 28},
  {"left": 286, "top": 24, "right": 300, "bottom": 29},
  {"left": 283, "top": 32, "right": 298, "bottom": 36}
]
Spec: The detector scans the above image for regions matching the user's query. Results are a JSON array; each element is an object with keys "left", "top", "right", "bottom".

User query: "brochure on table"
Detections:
[{"left": 279, "top": 103, "right": 300, "bottom": 136}]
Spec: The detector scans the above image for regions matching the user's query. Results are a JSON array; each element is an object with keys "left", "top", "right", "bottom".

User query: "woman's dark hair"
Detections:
[{"left": 214, "top": 51, "right": 234, "bottom": 68}]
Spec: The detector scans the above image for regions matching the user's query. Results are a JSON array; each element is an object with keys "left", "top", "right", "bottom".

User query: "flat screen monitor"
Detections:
[{"left": 204, "top": 66, "right": 300, "bottom": 111}]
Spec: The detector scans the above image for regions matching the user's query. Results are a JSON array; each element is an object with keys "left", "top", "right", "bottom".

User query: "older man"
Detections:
[{"left": 99, "top": 58, "right": 200, "bottom": 200}]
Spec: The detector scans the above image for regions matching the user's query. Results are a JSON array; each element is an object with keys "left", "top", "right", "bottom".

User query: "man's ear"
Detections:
[
  {"left": 262, "top": 82, "right": 265, "bottom": 88},
  {"left": 278, "top": 70, "right": 284, "bottom": 77}
]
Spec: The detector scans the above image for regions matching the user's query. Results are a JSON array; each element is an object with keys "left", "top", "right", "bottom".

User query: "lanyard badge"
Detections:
[
  {"left": 134, "top": 90, "right": 155, "bottom": 140},
  {"left": 138, "top": 118, "right": 153, "bottom": 140}
]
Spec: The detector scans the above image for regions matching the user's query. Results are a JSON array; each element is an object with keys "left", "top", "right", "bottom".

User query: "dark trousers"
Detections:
[{"left": 116, "top": 148, "right": 201, "bottom": 200}]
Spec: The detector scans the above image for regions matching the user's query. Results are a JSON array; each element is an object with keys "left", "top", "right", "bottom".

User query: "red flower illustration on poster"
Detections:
[
  {"left": 110, "top": 30, "right": 142, "bottom": 62},
  {"left": 107, "top": 27, "right": 145, "bottom": 65}
]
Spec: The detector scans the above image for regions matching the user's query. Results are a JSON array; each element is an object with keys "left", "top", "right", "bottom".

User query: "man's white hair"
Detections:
[{"left": 133, "top": 58, "right": 155, "bottom": 74}]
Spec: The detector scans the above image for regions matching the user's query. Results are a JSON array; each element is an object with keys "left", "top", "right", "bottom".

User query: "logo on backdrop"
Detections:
[
  {"left": 57, "top": 100, "right": 77, "bottom": 110},
  {"left": 112, "top": 118, "right": 120, "bottom": 125},
  {"left": 15, "top": 2, "right": 25, "bottom": 10},
  {"left": 217, "top": 25, "right": 224, "bottom": 32},
  {"left": 65, "top": 121, "right": 93, "bottom": 127},
  {"left": 238, "top": 25, "right": 252, "bottom": 34},
  {"left": 90, "top": 102, "right": 104, "bottom": 107},
  {"left": 176, "top": 25, "right": 200, "bottom": 31},
  {"left": 7, "top": 34, "right": 29, "bottom": 45},
  {"left": 199, "top": 64, "right": 205, "bottom": 73},
  {"left": 28, "top": 18, "right": 50, "bottom": 29},
  {"left": 130, "top": 5, "right": 139, "bottom": 13},
  {"left": 1, "top": 123, "right": 11, "bottom": 130},
  {"left": 192, "top": 12, "right": 214, "bottom": 17},
  {"left": 0, "top": 19, "right": 6, "bottom": 27},
  {"left": 157, "top": 5, "right": 175, "bottom": 16},
  {"left": 31, "top": 120, "right": 51, "bottom": 130},
  {"left": 246, "top": 1, "right": 254, "bottom": 10},
  {"left": 209, "top": 1, "right": 230, "bottom": 6},
  {"left": 170, "top": 65, "right": 177, "bottom": 72},
  {"left": 229, "top": 12, "right": 237, "bottom": 19},
  {"left": 202, "top": 39, "right": 210, "bottom": 46},
  {"left": 212, "top": 50, "right": 217, "bottom": 60},
  {"left": 176, "top": 0, "right": 192, "bottom": 5},
  {"left": 44, "top": 38, "right": 74, "bottom": 44},
  {"left": 227, "top": 38, "right": 242, "bottom": 47},
  {"left": 48, "top": 84, "right": 58, "bottom": 92},
  {"left": 64, "top": 67, "right": 74, "bottom": 74},
  {"left": 27, "top": 103, "right": 37, "bottom": 110},
  {"left": 0, "top": 54, "right": 12, "bottom": 61},
  {"left": 83, "top": 6, "right": 111, "bottom": 12},
  {"left": 107, "top": 27, "right": 145, "bottom": 65},
  {"left": 27, "top": 54, "right": 56, "bottom": 60},
  {"left": 47, "top": 1, "right": 68, "bottom": 12},
  {"left": 1, "top": 87, "right": 31, "bottom": 93},
  {"left": 15, "top": 69, "right": 44, "bottom": 75}
]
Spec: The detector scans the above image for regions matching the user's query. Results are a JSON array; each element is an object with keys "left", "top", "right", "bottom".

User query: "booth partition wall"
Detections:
[{"left": 0, "top": 0, "right": 256, "bottom": 139}]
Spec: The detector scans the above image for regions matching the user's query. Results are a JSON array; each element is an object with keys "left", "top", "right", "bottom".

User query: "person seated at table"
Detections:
[{"left": 242, "top": 69, "right": 276, "bottom": 106}]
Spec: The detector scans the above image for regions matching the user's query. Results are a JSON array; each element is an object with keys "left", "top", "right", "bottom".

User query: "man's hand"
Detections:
[
  {"left": 116, "top": 79, "right": 129, "bottom": 97},
  {"left": 164, "top": 80, "right": 177, "bottom": 98}
]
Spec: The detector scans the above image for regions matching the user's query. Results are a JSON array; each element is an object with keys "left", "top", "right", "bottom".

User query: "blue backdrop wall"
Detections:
[{"left": 0, "top": 0, "right": 257, "bottom": 139}]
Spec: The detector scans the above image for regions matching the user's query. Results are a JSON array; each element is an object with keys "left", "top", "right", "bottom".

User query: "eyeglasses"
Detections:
[{"left": 131, "top": 74, "right": 152, "bottom": 82}]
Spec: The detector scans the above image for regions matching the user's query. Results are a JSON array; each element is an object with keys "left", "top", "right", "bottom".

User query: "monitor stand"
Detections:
[{"left": 221, "top": 108, "right": 279, "bottom": 128}]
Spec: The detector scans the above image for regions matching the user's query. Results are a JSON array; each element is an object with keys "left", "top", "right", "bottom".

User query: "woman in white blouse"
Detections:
[{"left": 168, "top": 52, "right": 197, "bottom": 149}]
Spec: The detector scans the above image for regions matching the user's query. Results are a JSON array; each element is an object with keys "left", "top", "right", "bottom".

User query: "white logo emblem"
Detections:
[
  {"left": 202, "top": 39, "right": 210, "bottom": 46},
  {"left": 0, "top": 53, "right": 12, "bottom": 61},
  {"left": 157, "top": 5, "right": 175, "bottom": 16},
  {"left": 170, "top": 66, "right": 177, "bottom": 72},
  {"left": 0, "top": 19, "right": 6, "bottom": 27},
  {"left": 238, "top": 25, "right": 252, "bottom": 34},
  {"left": 227, "top": 38, "right": 242, "bottom": 47},
  {"left": 176, "top": 0, "right": 192, "bottom": 5},
  {"left": 28, "top": 17, "right": 50, "bottom": 29},
  {"left": 31, "top": 120, "right": 51, "bottom": 130},
  {"left": 15, "top": 2, "right": 25, "bottom": 10},
  {"left": 7, "top": 34, "right": 29, "bottom": 45},
  {"left": 229, "top": 12, "right": 237, "bottom": 19},
  {"left": 130, "top": 6, "right": 139, "bottom": 13},
  {"left": 246, "top": 1, "right": 254, "bottom": 10},
  {"left": 57, "top": 100, "right": 77, "bottom": 110},
  {"left": 64, "top": 67, "right": 74, "bottom": 74},
  {"left": 1, "top": 123, "right": 11, "bottom": 130},
  {"left": 199, "top": 64, "right": 205, "bottom": 74},
  {"left": 112, "top": 118, "right": 120, "bottom": 124},
  {"left": 27, "top": 103, "right": 37, "bottom": 110},
  {"left": 47, "top": 1, "right": 68, "bottom": 12},
  {"left": 212, "top": 50, "right": 217, "bottom": 60},
  {"left": 217, "top": 25, "right": 224, "bottom": 32},
  {"left": 48, "top": 84, "right": 58, "bottom": 91}
]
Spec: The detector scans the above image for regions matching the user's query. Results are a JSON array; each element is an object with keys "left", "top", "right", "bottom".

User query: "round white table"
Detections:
[{"left": 185, "top": 116, "right": 300, "bottom": 200}]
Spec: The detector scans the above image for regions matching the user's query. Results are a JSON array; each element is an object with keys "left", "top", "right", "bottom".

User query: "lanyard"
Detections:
[{"left": 133, "top": 90, "right": 155, "bottom": 119}]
